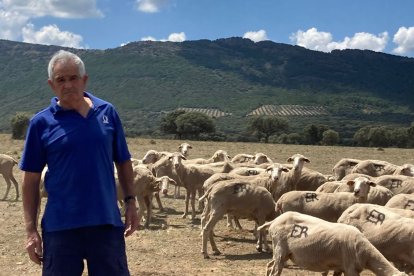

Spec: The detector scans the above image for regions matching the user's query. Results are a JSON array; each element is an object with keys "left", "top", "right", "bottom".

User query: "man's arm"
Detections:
[
  {"left": 115, "top": 160, "right": 139, "bottom": 236},
  {"left": 22, "top": 171, "right": 43, "bottom": 265}
]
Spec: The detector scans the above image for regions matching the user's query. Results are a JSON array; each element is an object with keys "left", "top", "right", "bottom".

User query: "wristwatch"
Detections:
[{"left": 123, "top": 195, "right": 136, "bottom": 204}]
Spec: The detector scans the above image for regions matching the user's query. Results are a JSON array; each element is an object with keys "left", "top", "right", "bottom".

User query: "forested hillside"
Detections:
[{"left": 1, "top": 38, "right": 413, "bottom": 140}]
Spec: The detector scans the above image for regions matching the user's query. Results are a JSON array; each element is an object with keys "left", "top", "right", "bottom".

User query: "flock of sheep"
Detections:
[{"left": 1, "top": 143, "right": 414, "bottom": 276}]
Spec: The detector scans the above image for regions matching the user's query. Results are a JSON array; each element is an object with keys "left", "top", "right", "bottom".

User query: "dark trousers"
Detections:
[{"left": 42, "top": 225, "right": 130, "bottom": 276}]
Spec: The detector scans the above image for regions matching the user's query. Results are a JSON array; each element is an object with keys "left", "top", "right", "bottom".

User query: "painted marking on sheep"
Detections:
[
  {"left": 247, "top": 169, "right": 259, "bottom": 175},
  {"left": 374, "top": 165, "right": 385, "bottom": 172},
  {"left": 290, "top": 224, "right": 308, "bottom": 238},
  {"left": 366, "top": 209, "right": 385, "bottom": 225},
  {"left": 305, "top": 193, "right": 319, "bottom": 203},
  {"left": 233, "top": 183, "right": 247, "bottom": 194},
  {"left": 404, "top": 200, "right": 414, "bottom": 211},
  {"left": 390, "top": 180, "right": 402, "bottom": 189}
]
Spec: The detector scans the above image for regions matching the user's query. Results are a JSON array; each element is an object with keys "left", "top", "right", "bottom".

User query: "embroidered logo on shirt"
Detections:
[{"left": 102, "top": 115, "right": 109, "bottom": 124}]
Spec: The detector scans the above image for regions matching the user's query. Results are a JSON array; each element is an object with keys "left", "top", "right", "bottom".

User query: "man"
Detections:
[{"left": 20, "top": 50, "right": 139, "bottom": 276}]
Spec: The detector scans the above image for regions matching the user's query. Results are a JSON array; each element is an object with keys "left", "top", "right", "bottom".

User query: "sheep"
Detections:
[
  {"left": 385, "top": 194, "right": 414, "bottom": 211},
  {"left": 338, "top": 203, "right": 414, "bottom": 273},
  {"left": 351, "top": 160, "right": 414, "bottom": 177},
  {"left": 178, "top": 142, "right": 192, "bottom": 157},
  {"left": 116, "top": 166, "right": 176, "bottom": 228},
  {"left": 342, "top": 173, "right": 374, "bottom": 181},
  {"left": 230, "top": 153, "right": 255, "bottom": 163},
  {"left": 257, "top": 211, "right": 406, "bottom": 276},
  {"left": 168, "top": 152, "right": 228, "bottom": 219},
  {"left": 0, "top": 154, "right": 19, "bottom": 201},
  {"left": 276, "top": 176, "right": 375, "bottom": 222},
  {"left": 375, "top": 175, "right": 414, "bottom": 195},
  {"left": 200, "top": 179, "right": 277, "bottom": 258},
  {"left": 295, "top": 166, "right": 330, "bottom": 191},
  {"left": 142, "top": 150, "right": 171, "bottom": 165},
  {"left": 332, "top": 158, "right": 361, "bottom": 180},
  {"left": 253, "top": 152, "right": 273, "bottom": 165},
  {"left": 334, "top": 181, "right": 394, "bottom": 205},
  {"left": 315, "top": 180, "right": 347, "bottom": 193},
  {"left": 183, "top": 149, "right": 231, "bottom": 165}
]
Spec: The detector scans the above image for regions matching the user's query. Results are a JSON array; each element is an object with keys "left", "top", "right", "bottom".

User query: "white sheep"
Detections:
[
  {"left": 253, "top": 152, "right": 273, "bottom": 165},
  {"left": 200, "top": 179, "right": 277, "bottom": 258},
  {"left": 331, "top": 158, "right": 361, "bottom": 180},
  {"left": 0, "top": 154, "right": 19, "bottom": 200},
  {"left": 338, "top": 203, "right": 414, "bottom": 273},
  {"left": 334, "top": 181, "right": 394, "bottom": 205},
  {"left": 230, "top": 153, "right": 255, "bottom": 163},
  {"left": 375, "top": 175, "right": 414, "bottom": 195},
  {"left": 385, "top": 193, "right": 414, "bottom": 211},
  {"left": 116, "top": 166, "right": 176, "bottom": 228},
  {"left": 351, "top": 160, "right": 414, "bottom": 177},
  {"left": 315, "top": 180, "right": 347, "bottom": 193},
  {"left": 276, "top": 176, "right": 375, "bottom": 222},
  {"left": 258, "top": 211, "right": 406, "bottom": 276},
  {"left": 183, "top": 149, "right": 231, "bottom": 165},
  {"left": 178, "top": 142, "right": 192, "bottom": 157}
]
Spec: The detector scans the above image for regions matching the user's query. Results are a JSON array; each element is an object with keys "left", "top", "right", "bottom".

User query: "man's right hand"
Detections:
[{"left": 26, "top": 231, "right": 43, "bottom": 265}]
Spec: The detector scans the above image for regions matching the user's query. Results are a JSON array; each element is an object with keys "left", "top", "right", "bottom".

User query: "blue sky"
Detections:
[{"left": 1, "top": 0, "right": 414, "bottom": 57}]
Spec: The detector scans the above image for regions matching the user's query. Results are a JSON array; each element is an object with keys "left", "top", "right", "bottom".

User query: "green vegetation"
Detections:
[{"left": 1, "top": 38, "right": 414, "bottom": 147}]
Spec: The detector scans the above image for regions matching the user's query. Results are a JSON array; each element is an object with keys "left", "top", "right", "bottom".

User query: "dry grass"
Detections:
[{"left": 0, "top": 133, "right": 413, "bottom": 276}]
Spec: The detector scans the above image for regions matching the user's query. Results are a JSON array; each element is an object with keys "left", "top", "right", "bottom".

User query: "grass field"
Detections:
[{"left": 0, "top": 133, "right": 413, "bottom": 276}]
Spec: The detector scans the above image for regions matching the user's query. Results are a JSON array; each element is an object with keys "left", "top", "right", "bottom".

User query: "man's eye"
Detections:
[
  {"left": 57, "top": 78, "right": 65, "bottom": 83},
  {"left": 70, "top": 76, "right": 80, "bottom": 81}
]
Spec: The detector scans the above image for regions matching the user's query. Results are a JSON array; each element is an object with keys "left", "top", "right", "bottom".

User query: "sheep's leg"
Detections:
[
  {"left": 342, "top": 266, "right": 359, "bottom": 276},
  {"left": 174, "top": 186, "right": 181, "bottom": 198},
  {"left": 8, "top": 174, "right": 19, "bottom": 201},
  {"left": 197, "top": 188, "right": 204, "bottom": 211},
  {"left": 190, "top": 190, "right": 197, "bottom": 220},
  {"left": 226, "top": 214, "right": 234, "bottom": 229},
  {"left": 136, "top": 196, "right": 146, "bottom": 227},
  {"left": 200, "top": 199, "right": 210, "bottom": 231},
  {"left": 144, "top": 196, "right": 152, "bottom": 228},
  {"left": 234, "top": 216, "right": 243, "bottom": 230},
  {"left": 257, "top": 219, "right": 270, "bottom": 252},
  {"left": 2, "top": 176, "right": 11, "bottom": 200},
  {"left": 154, "top": 191, "right": 164, "bottom": 211},
  {"left": 182, "top": 188, "right": 190, "bottom": 218},
  {"left": 268, "top": 240, "right": 286, "bottom": 276},
  {"left": 201, "top": 210, "right": 223, "bottom": 258}
]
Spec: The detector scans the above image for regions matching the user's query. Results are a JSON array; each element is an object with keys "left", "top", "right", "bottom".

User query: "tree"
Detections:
[
  {"left": 248, "top": 115, "right": 288, "bottom": 143},
  {"left": 321, "top": 129, "right": 340, "bottom": 145},
  {"left": 175, "top": 112, "right": 215, "bottom": 139},
  {"left": 160, "top": 110, "right": 186, "bottom": 138},
  {"left": 11, "top": 112, "right": 30, "bottom": 139},
  {"left": 303, "top": 124, "right": 329, "bottom": 145}
]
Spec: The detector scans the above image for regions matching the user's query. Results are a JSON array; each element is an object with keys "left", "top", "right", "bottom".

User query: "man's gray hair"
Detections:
[{"left": 48, "top": 50, "right": 86, "bottom": 80}]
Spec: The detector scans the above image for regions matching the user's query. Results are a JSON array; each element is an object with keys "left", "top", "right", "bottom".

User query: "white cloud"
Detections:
[
  {"left": 290, "top": 28, "right": 388, "bottom": 53},
  {"left": 22, "top": 24, "right": 84, "bottom": 48},
  {"left": 392, "top": 26, "right": 414, "bottom": 55},
  {"left": 0, "top": 9, "right": 29, "bottom": 40},
  {"left": 1, "top": 0, "right": 103, "bottom": 18},
  {"left": 140, "top": 32, "right": 186, "bottom": 42},
  {"left": 243, "top": 30, "right": 268, "bottom": 43},
  {"left": 136, "top": 0, "right": 169, "bottom": 13},
  {"left": 167, "top": 32, "right": 185, "bottom": 42}
]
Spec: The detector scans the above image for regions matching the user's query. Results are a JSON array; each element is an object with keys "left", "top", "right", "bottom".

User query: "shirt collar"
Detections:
[{"left": 49, "top": 91, "right": 105, "bottom": 115}]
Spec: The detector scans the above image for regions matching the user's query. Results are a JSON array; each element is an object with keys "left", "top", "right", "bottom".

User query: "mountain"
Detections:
[{"left": 1, "top": 38, "right": 414, "bottom": 139}]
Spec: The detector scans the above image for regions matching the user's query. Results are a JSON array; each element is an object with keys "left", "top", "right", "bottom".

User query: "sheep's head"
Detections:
[
  {"left": 266, "top": 163, "right": 290, "bottom": 182},
  {"left": 169, "top": 152, "right": 186, "bottom": 169},
  {"left": 287, "top": 154, "right": 310, "bottom": 172},
  {"left": 156, "top": 176, "right": 177, "bottom": 195},
  {"left": 400, "top": 164, "right": 414, "bottom": 176},
  {"left": 347, "top": 177, "right": 376, "bottom": 200},
  {"left": 142, "top": 150, "right": 159, "bottom": 164},
  {"left": 212, "top": 150, "right": 230, "bottom": 162},
  {"left": 253, "top": 153, "right": 272, "bottom": 165},
  {"left": 178, "top": 143, "right": 192, "bottom": 157}
]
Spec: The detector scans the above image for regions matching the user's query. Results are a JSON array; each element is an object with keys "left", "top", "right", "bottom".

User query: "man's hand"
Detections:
[
  {"left": 26, "top": 231, "right": 43, "bottom": 265},
  {"left": 124, "top": 201, "right": 139, "bottom": 237}
]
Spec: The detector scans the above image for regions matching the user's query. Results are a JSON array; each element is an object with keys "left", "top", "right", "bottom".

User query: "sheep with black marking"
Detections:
[
  {"left": 338, "top": 203, "right": 414, "bottom": 273},
  {"left": 332, "top": 158, "right": 361, "bottom": 180},
  {"left": 385, "top": 193, "right": 414, "bottom": 211},
  {"left": 258, "top": 211, "right": 406, "bottom": 276},
  {"left": 276, "top": 176, "right": 375, "bottom": 222},
  {"left": 200, "top": 179, "right": 277, "bottom": 258}
]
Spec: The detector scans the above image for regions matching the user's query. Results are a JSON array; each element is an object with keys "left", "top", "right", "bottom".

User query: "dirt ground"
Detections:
[{"left": 1, "top": 134, "right": 413, "bottom": 276}]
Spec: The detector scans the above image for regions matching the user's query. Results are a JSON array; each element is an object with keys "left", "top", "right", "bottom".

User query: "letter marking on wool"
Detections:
[
  {"left": 233, "top": 183, "right": 247, "bottom": 194},
  {"left": 305, "top": 193, "right": 319, "bottom": 203},
  {"left": 404, "top": 200, "right": 414, "bottom": 211},
  {"left": 366, "top": 209, "right": 385, "bottom": 225},
  {"left": 390, "top": 180, "right": 402, "bottom": 189},
  {"left": 291, "top": 224, "right": 308, "bottom": 238}
]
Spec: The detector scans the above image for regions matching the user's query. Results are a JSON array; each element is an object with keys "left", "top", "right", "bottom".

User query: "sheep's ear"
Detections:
[
  {"left": 304, "top": 158, "right": 310, "bottom": 163},
  {"left": 180, "top": 154, "right": 187, "bottom": 160},
  {"left": 369, "top": 181, "right": 376, "bottom": 187},
  {"left": 346, "top": 180, "right": 355, "bottom": 186},
  {"left": 282, "top": 167, "right": 290, "bottom": 172},
  {"left": 287, "top": 157, "right": 293, "bottom": 162},
  {"left": 188, "top": 145, "right": 193, "bottom": 149},
  {"left": 169, "top": 178, "right": 177, "bottom": 184},
  {"left": 168, "top": 156, "right": 173, "bottom": 160}
]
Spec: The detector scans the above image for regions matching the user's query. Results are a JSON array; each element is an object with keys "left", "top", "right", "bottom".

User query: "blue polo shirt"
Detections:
[{"left": 20, "top": 92, "right": 131, "bottom": 232}]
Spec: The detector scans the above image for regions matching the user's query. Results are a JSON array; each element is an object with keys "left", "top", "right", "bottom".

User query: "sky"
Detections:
[{"left": 1, "top": 0, "right": 414, "bottom": 57}]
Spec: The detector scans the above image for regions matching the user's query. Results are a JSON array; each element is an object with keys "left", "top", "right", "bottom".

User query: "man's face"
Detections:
[{"left": 48, "top": 60, "right": 88, "bottom": 105}]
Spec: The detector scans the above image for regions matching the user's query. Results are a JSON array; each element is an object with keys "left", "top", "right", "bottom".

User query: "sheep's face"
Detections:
[
  {"left": 289, "top": 154, "right": 309, "bottom": 172},
  {"left": 156, "top": 176, "right": 176, "bottom": 195},
  {"left": 348, "top": 177, "right": 376, "bottom": 200},
  {"left": 179, "top": 143, "right": 192, "bottom": 157},
  {"left": 170, "top": 152, "right": 185, "bottom": 169},
  {"left": 267, "top": 164, "right": 289, "bottom": 182}
]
